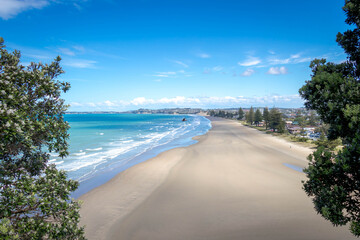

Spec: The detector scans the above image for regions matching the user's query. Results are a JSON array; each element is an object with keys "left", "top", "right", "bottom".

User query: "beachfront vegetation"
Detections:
[
  {"left": 254, "top": 109, "right": 263, "bottom": 126},
  {"left": 245, "top": 106, "right": 254, "bottom": 125},
  {"left": 300, "top": 0, "right": 360, "bottom": 236},
  {"left": 268, "top": 108, "right": 285, "bottom": 133},
  {"left": 263, "top": 107, "right": 269, "bottom": 129},
  {"left": 0, "top": 38, "right": 85, "bottom": 239},
  {"left": 237, "top": 107, "right": 244, "bottom": 120}
]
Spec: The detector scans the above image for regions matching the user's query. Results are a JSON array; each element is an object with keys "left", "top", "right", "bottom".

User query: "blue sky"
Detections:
[{"left": 0, "top": 0, "right": 349, "bottom": 111}]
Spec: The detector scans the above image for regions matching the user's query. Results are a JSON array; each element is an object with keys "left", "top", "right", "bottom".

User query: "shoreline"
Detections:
[
  {"left": 71, "top": 114, "right": 211, "bottom": 199},
  {"left": 79, "top": 117, "right": 356, "bottom": 240}
]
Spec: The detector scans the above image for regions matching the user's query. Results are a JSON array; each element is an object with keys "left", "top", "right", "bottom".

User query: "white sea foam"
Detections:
[
  {"left": 73, "top": 152, "right": 86, "bottom": 156},
  {"left": 55, "top": 161, "right": 64, "bottom": 165},
  {"left": 61, "top": 115, "right": 211, "bottom": 181},
  {"left": 85, "top": 147, "right": 103, "bottom": 151},
  {"left": 62, "top": 130, "right": 175, "bottom": 173}
]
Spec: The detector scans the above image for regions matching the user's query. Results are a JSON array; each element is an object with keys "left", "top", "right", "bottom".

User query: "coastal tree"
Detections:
[
  {"left": 307, "top": 111, "right": 317, "bottom": 126},
  {"left": 0, "top": 38, "right": 85, "bottom": 239},
  {"left": 254, "top": 109, "right": 262, "bottom": 126},
  {"left": 246, "top": 106, "right": 254, "bottom": 125},
  {"left": 244, "top": 111, "right": 249, "bottom": 123},
  {"left": 268, "top": 108, "right": 285, "bottom": 133},
  {"left": 238, "top": 107, "right": 244, "bottom": 120},
  {"left": 294, "top": 111, "right": 306, "bottom": 127},
  {"left": 263, "top": 107, "right": 270, "bottom": 129},
  {"left": 299, "top": 0, "right": 360, "bottom": 236}
]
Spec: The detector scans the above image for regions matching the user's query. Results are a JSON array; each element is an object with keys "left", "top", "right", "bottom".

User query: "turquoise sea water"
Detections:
[{"left": 50, "top": 114, "right": 211, "bottom": 197}]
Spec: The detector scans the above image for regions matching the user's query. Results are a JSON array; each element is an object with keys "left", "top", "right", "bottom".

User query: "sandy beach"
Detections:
[{"left": 79, "top": 117, "right": 356, "bottom": 240}]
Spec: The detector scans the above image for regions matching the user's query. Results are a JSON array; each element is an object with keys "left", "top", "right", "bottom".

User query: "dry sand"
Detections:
[{"left": 79, "top": 117, "right": 356, "bottom": 240}]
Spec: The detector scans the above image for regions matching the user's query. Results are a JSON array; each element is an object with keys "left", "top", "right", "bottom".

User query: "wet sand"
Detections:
[{"left": 80, "top": 117, "right": 356, "bottom": 240}]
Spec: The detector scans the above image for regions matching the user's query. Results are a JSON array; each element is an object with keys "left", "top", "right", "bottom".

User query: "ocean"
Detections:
[{"left": 49, "top": 114, "right": 211, "bottom": 198}]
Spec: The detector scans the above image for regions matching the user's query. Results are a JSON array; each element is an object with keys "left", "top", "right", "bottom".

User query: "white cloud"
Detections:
[
  {"left": 63, "top": 59, "right": 97, "bottom": 69},
  {"left": 0, "top": 0, "right": 49, "bottom": 20},
  {"left": 72, "top": 45, "right": 85, "bottom": 52},
  {"left": 268, "top": 53, "right": 311, "bottom": 65},
  {"left": 241, "top": 69, "right": 255, "bottom": 77},
  {"left": 268, "top": 57, "right": 291, "bottom": 65},
  {"left": 290, "top": 54, "right": 301, "bottom": 59},
  {"left": 173, "top": 60, "right": 189, "bottom": 68},
  {"left": 268, "top": 50, "right": 276, "bottom": 55},
  {"left": 153, "top": 74, "right": 170, "bottom": 77},
  {"left": 58, "top": 48, "right": 75, "bottom": 56},
  {"left": 294, "top": 57, "right": 312, "bottom": 63},
  {"left": 104, "top": 100, "right": 116, "bottom": 107},
  {"left": 131, "top": 97, "right": 154, "bottom": 106},
  {"left": 212, "top": 66, "right": 223, "bottom": 72},
  {"left": 157, "top": 71, "right": 176, "bottom": 75},
  {"left": 238, "top": 56, "right": 261, "bottom": 67},
  {"left": 267, "top": 66, "right": 288, "bottom": 75},
  {"left": 203, "top": 66, "right": 223, "bottom": 74},
  {"left": 197, "top": 53, "right": 211, "bottom": 58},
  {"left": 69, "top": 94, "right": 304, "bottom": 111}
]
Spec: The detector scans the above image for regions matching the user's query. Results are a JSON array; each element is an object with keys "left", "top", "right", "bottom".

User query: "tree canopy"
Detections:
[
  {"left": 0, "top": 38, "right": 85, "bottom": 239},
  {"left": 268, "top": 108, "right": 285, "bottom": 133},
  {"left": 263, "top": 107, "right": 270, "bottom": 129},
  {"left": 246, "top": 106, "right": 254, "bottom": 125},
  {"left": 299, "top": 0, "right": 360, "bottom": 236},
  {"left": 254, "top": 109, "right": 262, "bottom": 126},
  {"left": 238, "top": 107, "right": 244, "bottom": 120}
]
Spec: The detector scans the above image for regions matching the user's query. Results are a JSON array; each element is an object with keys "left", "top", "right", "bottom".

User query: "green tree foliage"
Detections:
[
  {"left": 0, "top": 38, "right": 85, "bottom": 239},
  {"left": 254, "top": 109, "right": 262, "bottom": 126},
  {"left": 268, "top": 108, "right": 285, "bottom": 133},
  {"left": 299, "top": 1, "right": 360, "bottom": 236},
  {"left": 294, "top": 110, "right": 306, "bottom": 127},
  {"left": 244, "top": 111, "right": 249, "bottom": 123},
  {"left": 308, "top": 110, "right": 318, "bottom": 126},
  {"left": 263, "top": 107, "right": 270, "bottom": 129},
  {"left": 238, "top": 107, "right": 244, "bottom": 120},
  {"left": 247, "top": 106, "right": 254, "bottom": 125}
]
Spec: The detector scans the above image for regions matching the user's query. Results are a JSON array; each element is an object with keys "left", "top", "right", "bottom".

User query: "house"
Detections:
[{"left": 287, "top": 126, "right": 301, "bottom": 134}]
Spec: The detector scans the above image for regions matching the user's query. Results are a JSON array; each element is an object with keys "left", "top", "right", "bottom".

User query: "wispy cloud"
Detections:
[
  {"left": 69, "top": 94, "right": 304, "bottom": 110},
  {"left": 0, "top": 0, "right": 49, "bottom": 20},
  {"left": 157, "top": 71, "right": 177, "bottom": 75},
  {"left": 0, "top": 0, "right": 87, "bottom": 20},
  {"left": 267, "top": 66, "right": 287, "bottom": 75},
  {"left": 197, "top": 53, "right": 211, "bottom": 58},
  {"left": 203, "top": 66, "right": 223, "bottom": 74},
  {"left": 238, "top": 56, "right": 261, "bottom": 67},
  {"left": 63, "top": 59, "right": 97, "bottom": 69},
  {"left": 241, "top": 69, "right": 255, "bottom": 77},
  {"left": 58, "top": 47, "right": 76, "bottom": 56},
  {"left": 268, "top": 53, "right": 311, "bottom": 65},
  {"left": 152, "top": 69, "right": 189, "bottom": 79},
  {"left": 172, "top": 60, "right": 189, "bottom": 68},
  {"left": 72, "top": 45, "right": 85, "bottom": 52},
  {"left": 152, "top": 74, "right": 170, "bottom": 77},
  {"left": 212, "top": 66, "right": 223, "bottom": 72}
]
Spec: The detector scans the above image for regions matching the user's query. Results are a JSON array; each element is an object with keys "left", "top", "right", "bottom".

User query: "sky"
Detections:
[{"left": 0, "top": 0, "right": 349, "bottom": 111}]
